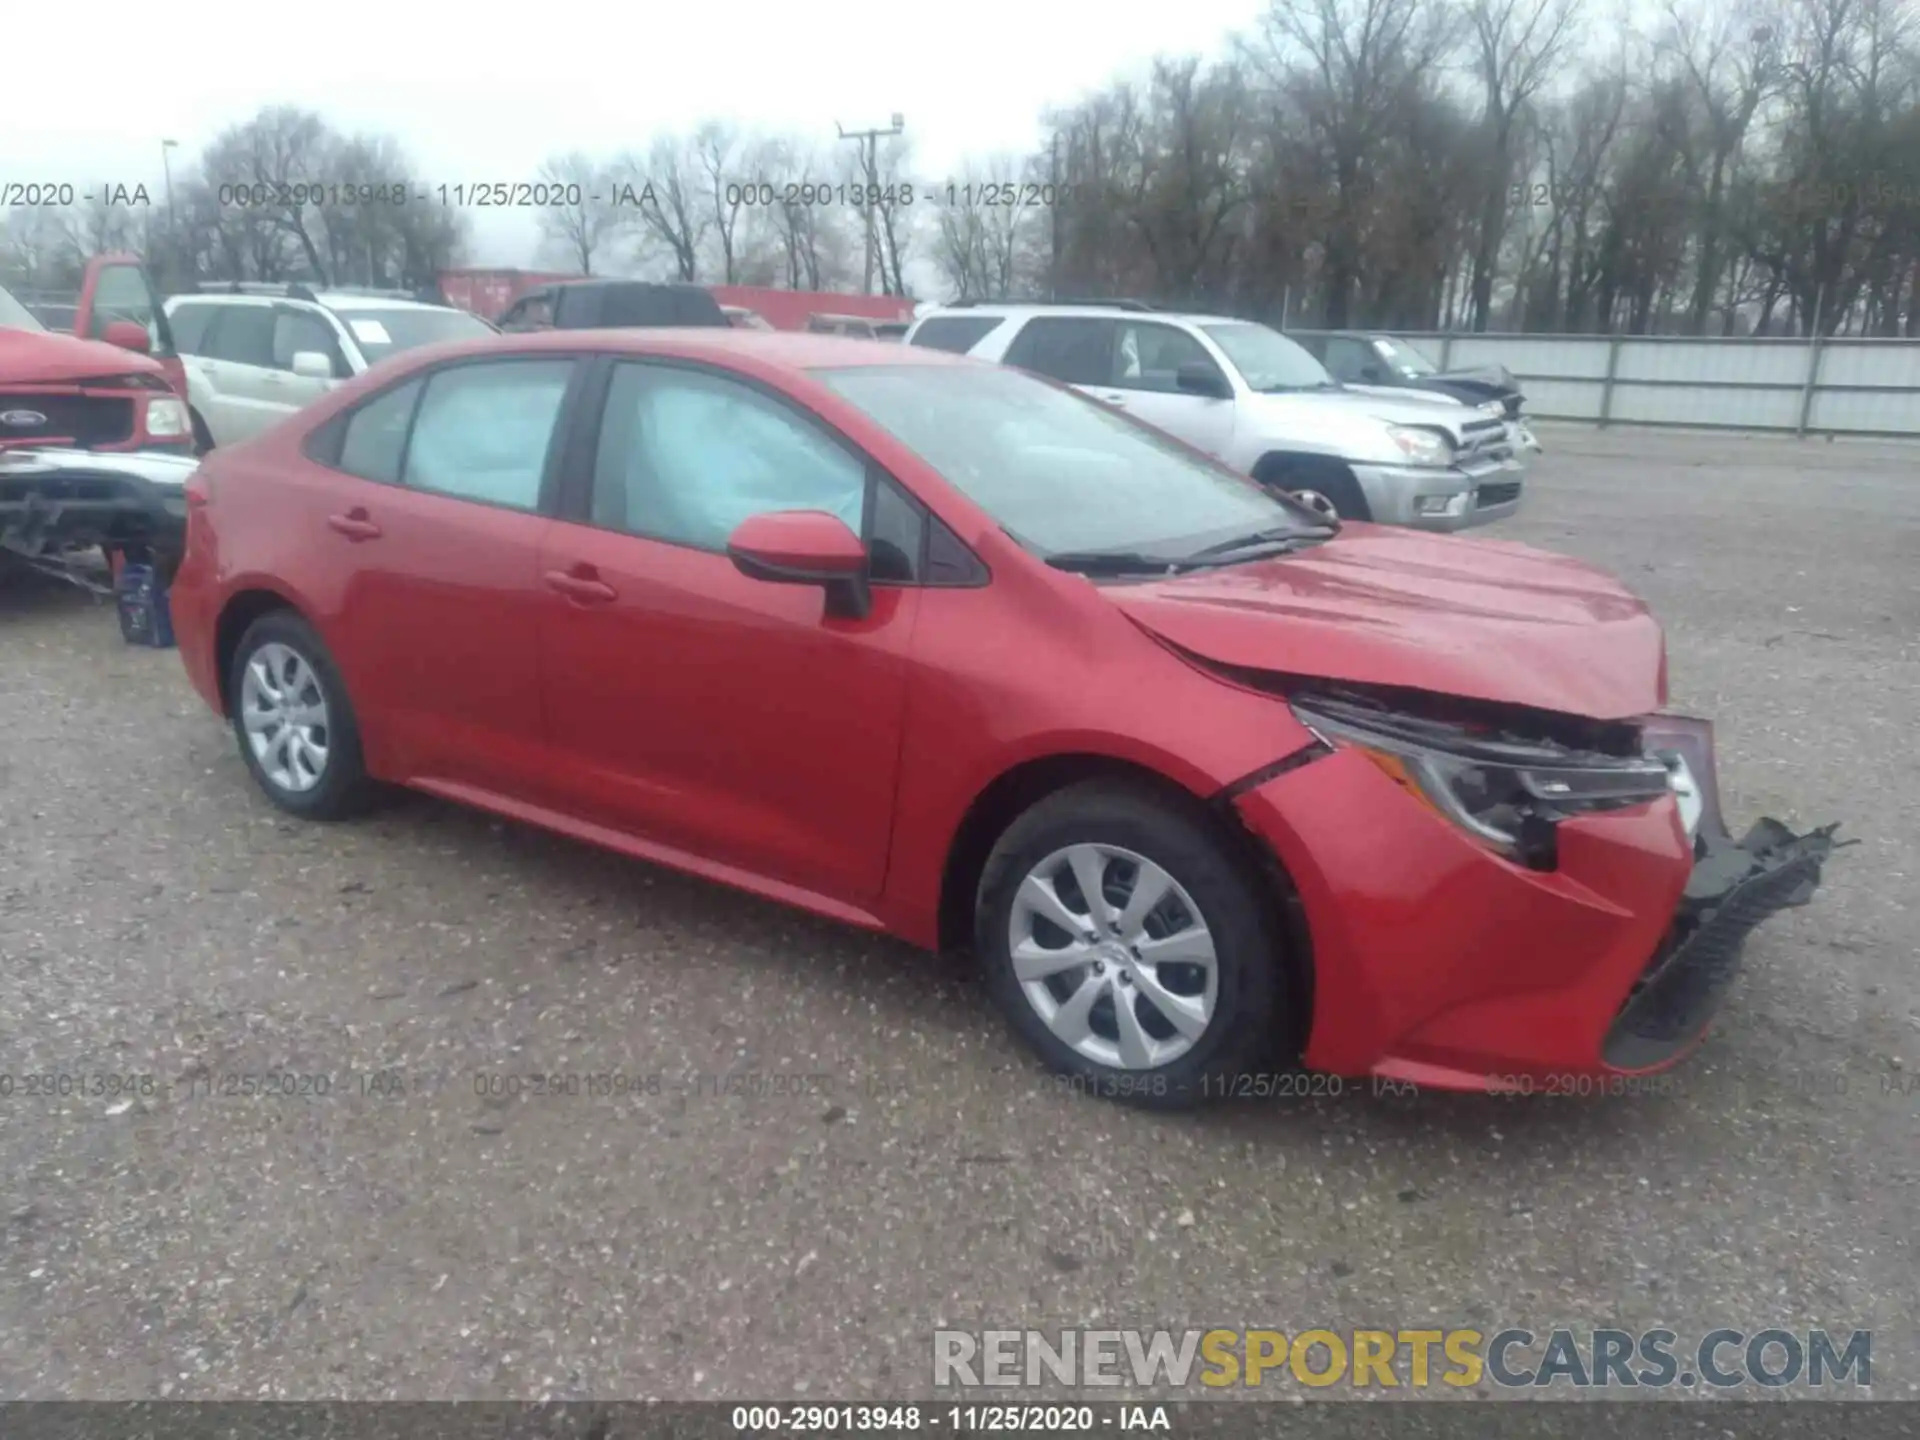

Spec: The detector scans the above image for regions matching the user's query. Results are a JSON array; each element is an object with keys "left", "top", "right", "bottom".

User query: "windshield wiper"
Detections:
[
  {"left": 1259, "top": 380, "right": 1344, "bottom": 394},
  {"left": 1044, "top": 550, "right": 1201, "bottom": 576},
  {"left": 1187, "top": 525, "right": 1337, "bottom": 560}
]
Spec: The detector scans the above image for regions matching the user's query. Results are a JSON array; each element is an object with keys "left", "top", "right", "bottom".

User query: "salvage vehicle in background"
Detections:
[
  {"left": 0, "top": 445, "right": 196, "bottom": 590},
  {"left": 1295, "top": 330, "right": 1543, "bottom": 454},
  {"left": 166, "top": 328, "right": 1837, "bottom": 1107},
  {"left": 907, "top": 301, "right": 1527, "bottom": 527},
  {"left": 0, "top": 258, "right": 192, "bottom": 456},
  {"left": 495, "top": 279, "right": 730, "bottom": 332},
  {"left": 164, "top": 285, "right": 497, "bottom": 451}
]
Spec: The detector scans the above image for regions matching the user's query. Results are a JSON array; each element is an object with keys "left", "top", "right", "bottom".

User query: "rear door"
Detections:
[
  {"left": 192, "top": 305, "right": 283, "bottom": 444},
  {"left": 1000, "top": 316, "right": 1118, "bottom": 399},
  {"left": 308, "top": 355, "right": 582, "bottom": 801}
]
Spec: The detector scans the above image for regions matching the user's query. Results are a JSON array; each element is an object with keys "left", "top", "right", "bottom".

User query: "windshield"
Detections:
[
  {"left": 817, "top": 363, "right": 1325, "bottom": 560},
  {"left": 334, "top": 307, "right": 494, "bottom": 364},
  {"left": 1199, "top": 323, "right": 1334, "bottom": 392},
  {"left": 0, "top": 284, "right": 48, "bottom": 333},
  {"left": 1374, "top": 336, "right": 1438, "bottom": 378}
]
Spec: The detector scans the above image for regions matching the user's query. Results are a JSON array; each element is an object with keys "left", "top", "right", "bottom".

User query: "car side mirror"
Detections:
[
  {"left": 1175, "top": 361, "right": 1230, "bottom": 399},
  {"left": 102, "top": 320, "right": 151, "bottom": 354},
  {"left": 291, "top": 351, "right": 335, "bottom": 380},
  {"left": 725, "top": 510, "right": 872, "bottom": 620}
]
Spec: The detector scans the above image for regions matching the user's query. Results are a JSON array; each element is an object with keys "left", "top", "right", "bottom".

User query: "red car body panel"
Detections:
[{"left": 170, "top": 329, "right": 1772, "bottom": 1090}]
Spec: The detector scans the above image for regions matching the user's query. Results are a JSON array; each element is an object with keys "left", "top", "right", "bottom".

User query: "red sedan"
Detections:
[{"left": 168, "top": 330, "right": 1839, "bottom": 1105}]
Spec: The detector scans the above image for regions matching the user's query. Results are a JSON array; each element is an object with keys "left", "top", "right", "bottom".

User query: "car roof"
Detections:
[
  {"left": 917, "top": 304, "right": 1244, "bottom": 325},
  {"left": 379, "top": 328, "right": 972, "bottom": 371},
  {"left": 171, "top": 292, "right": 453, "bottom": 314}
]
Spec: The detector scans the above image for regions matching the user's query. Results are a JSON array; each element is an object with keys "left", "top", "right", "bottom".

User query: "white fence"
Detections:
[{"left": 1287, "top": 330, "right": 1920, "bottom": 439}]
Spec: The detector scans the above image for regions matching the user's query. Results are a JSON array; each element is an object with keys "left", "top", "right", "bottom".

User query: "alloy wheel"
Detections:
[
  {"left": 1288, "top": 488, "right": 1341, "bottom": 521},
  {"left": 1007, "top": 842, "right": 1219, "bottom": 1070},
  {"left": 239, "top": 641, "right": 331, "bottom": 793}
]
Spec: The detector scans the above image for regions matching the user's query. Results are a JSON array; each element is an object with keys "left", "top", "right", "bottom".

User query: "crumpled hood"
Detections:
[
  {"left": 0, "top": 326, "right": 163, "bottom": 385},
  {"left": 1106, "top": 523, "right": 1666, "bottom": 720},
  {"left": 1250, "top": 386, "right": 1491, "bottom": 438}
]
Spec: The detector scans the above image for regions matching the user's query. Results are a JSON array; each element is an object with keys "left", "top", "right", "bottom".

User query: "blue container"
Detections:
[{"left": 115, "top": 562, "right": 176, "bottom": 648}]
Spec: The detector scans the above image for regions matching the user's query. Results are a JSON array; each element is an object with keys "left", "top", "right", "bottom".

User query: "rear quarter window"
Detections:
[{"left": 909, "top": 315, "right": 1006, "bottom": 354}]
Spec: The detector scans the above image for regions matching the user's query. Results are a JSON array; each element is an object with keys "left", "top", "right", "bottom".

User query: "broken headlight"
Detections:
[{"left": 1290, "top": 693, "right": 1676, "bottom": 869}]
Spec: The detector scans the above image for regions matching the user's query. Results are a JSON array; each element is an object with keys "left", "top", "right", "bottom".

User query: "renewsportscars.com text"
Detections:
[{"left": 932, "top": 1327, "right": 1872, "bottom": 1390}]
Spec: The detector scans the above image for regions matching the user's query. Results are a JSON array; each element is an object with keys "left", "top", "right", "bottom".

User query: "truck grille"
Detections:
[
  {"left": 1456, "top": 417, "right": 1513, "bottom": 469},
  {"left": 0, "top": 394, "right": 136, "bottom": 449}
]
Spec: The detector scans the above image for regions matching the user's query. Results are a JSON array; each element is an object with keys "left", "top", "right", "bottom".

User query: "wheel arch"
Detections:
[
  {"left": 934, "top": 750, "right": 1316, "bottom": 1051},
  {"left": 212, "top": 585, "right": 307, "bottom": 712}
]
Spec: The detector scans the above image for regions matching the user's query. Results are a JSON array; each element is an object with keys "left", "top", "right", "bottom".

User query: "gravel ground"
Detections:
[{"left": 0, "top": 423, "right": 1915, "bottom": 1403}]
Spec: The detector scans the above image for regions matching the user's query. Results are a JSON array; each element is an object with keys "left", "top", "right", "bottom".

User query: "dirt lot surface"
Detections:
[{"left": 0, "top": 424, "right": 1914, "bottom": 1401}]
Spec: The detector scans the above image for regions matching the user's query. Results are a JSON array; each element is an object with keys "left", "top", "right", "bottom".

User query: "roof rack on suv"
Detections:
[
  {"left": 946, "top": 297, "right": 1156, "bottom": 312},
  {"left": 203, "top": 281, "right": 319, "bottom": 302},
  {"left": 324, "top": 285, "right": 448, "bottom": 305}
]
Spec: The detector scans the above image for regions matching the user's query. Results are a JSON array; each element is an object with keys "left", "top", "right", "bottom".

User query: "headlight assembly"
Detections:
[
  {"left": 1385, "top": 424, "right": 1454, "bottom": 467},
  {"left": 1290, "top": 693, "right": 1677, "bottom": 869}
]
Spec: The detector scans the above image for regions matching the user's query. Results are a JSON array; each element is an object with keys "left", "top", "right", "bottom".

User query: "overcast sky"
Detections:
[{"left": 11, "top": 0, "right": 1270, "bottom": 273}]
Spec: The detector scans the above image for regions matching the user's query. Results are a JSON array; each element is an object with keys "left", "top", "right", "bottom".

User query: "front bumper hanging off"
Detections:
[{"left": 1603, "top": 816, "right": 1844, "bottom": 1071}]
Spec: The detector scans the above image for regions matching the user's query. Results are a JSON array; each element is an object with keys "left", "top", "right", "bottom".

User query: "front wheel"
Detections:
[{"left": 975, "top": 781, "right": 1294, "bottom": 1108}]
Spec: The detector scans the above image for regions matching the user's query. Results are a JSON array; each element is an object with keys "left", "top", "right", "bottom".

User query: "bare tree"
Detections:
[
  {"left": 1462, "top": 0, "right": 1585, "bottom": 328},
  {"left": 536, "top": 151, "right": 628, "bottom": 275},
  {"left": 625, "top": 135, "right": 708, "bottom": 280}
]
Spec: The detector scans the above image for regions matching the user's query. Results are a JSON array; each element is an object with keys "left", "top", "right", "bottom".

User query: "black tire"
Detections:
[
  {"left": 190, "top": 409, "right": 215, "bottom": 456},
  {"left": 1254, "top": 455, "right": 1372, "bottom": 522},
  {"left": 227, "top": 611, "right": 378, "bottom": 820},
  {"left": 975, "top": 780, "right": 1293, "bottom": 1109}
]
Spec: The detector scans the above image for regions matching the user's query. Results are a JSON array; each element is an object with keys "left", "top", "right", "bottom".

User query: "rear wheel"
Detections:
[
  {"left": 975, "top": 781, "right": 1292, "bottom": 1108},
  {"left": 1254, "top": 456, "right": 1371, "bottom": 522},
  {"left": 227, "top": 612, "right": 378, "bottom": 820}
]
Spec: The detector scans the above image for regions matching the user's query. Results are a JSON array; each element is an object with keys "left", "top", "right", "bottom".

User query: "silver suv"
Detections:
[
  {"left": 163, "top": 285, "right": 496, "bottom": 451},
  {"left": 905, "top": 302, "right": 1525, "bottom": 529}
]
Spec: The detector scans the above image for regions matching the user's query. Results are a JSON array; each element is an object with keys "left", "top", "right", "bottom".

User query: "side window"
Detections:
[
  {"left": 590, "top": 363, "right": 866, "bottom": 552},
  {"left": 1111, "top": 322, "right": 1228, "bottom": 394},
  {"left": 205, "top": 307, "right": 276, "bottom": 368},
  {"left": 335, "top": 377, "right": 424, "bottom": 484},
  {"left": 168, "top": 302, "right": 218, "bottom": 355},
  {"left": 87, "top": 263, "right": 174, "bottom": 356},
  {"left": 403, "top": 360, "right": 573, "bottom": 510},
  {"left": 1001, "top": 318, "right": 1115, "bottom": 386},
  {"left": 868, "top": 477, "right": 924, "bottom": 584},
  {"left": 909, "top": 316, "right": 1005, "bottom": 354},
  {"left": 272, "top": 309, "right": 346, "bottom": 375},
  {"left": 1322, "top": 338, "right": 1372, "bottom": 382}
]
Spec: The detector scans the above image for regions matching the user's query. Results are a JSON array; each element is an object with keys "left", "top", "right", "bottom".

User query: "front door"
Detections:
[
  {"left": 537, "top": 359, "right": 918, "bottom": 904},
  {"left": 1100, "top": 319, "right": 1238, "bottom": 458}
]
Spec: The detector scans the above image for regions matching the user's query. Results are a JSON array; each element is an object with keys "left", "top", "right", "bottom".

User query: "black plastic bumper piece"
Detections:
[
  {"left": 1602, "top": 817, "right": 1844, "bottom": 1071},
  {"left": 0, "top": 469, "right": 185, "bottom": 564}
]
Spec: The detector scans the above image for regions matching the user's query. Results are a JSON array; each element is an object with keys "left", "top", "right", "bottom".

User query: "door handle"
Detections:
[
  {"left": 1095, "top": 392, "right": 1129, "bottom": 408},
  {"left": 327, "top": 510, "right": 382, "bottom": 541},
  {"left": 544, "top": 568, "right": 617, "bottom": 604}
]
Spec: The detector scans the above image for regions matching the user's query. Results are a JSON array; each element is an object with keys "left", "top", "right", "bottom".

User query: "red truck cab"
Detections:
[{"left": 0, "top": 256, "right": 192, "bottom": 454}]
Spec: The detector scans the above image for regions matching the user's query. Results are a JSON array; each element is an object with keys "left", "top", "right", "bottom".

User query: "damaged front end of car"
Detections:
[
  {"left": 1603, "top": 712, "right": 1847, "bottom": 1070},
  {"left": 1282, "top": 685, "right": 1845, "bottom": 1073},
  {"left": 0, "top": 446, "right": 194, "bottom": 594}
]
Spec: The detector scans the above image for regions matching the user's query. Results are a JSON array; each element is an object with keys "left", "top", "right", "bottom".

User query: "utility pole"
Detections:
[
  {"left": 160, "top": 139, "right": 179, "bottom": 287},
  {"left": 836, "top": 115, "right": 903, "bottom": 295}
]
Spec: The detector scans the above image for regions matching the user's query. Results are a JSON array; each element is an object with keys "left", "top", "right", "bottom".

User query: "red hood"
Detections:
[
  {"left": 1106, "top": 523, "right": 1666, "bottom": 720},
  {"left": 0, "top": 327, "right": 165, "bottom": 385}
]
